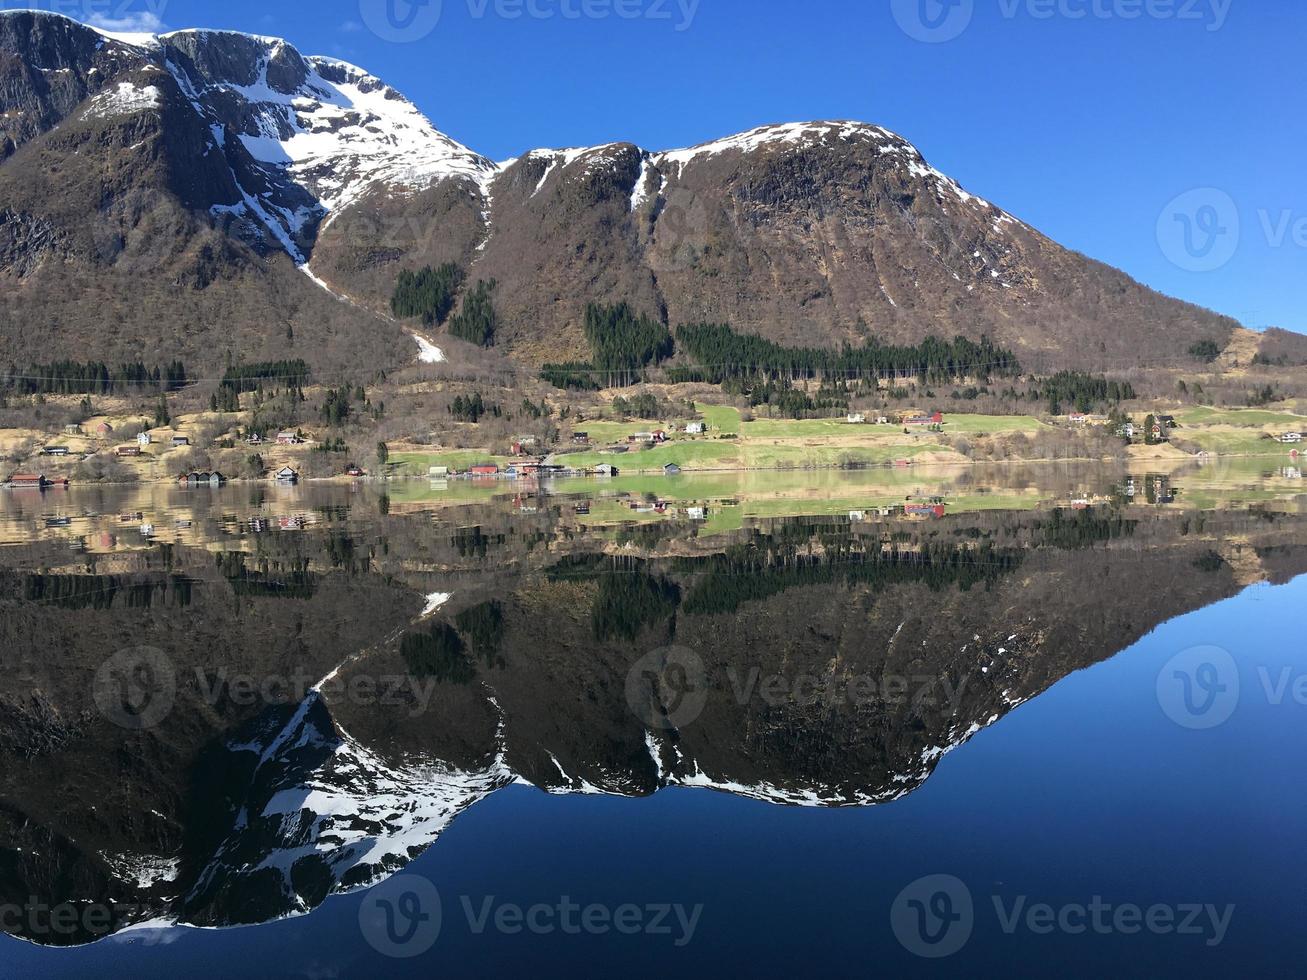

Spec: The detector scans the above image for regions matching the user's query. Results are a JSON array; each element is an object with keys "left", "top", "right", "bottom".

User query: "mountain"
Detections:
[{"left": 0, "top": 11, "right": 1274, "bottom": 377}]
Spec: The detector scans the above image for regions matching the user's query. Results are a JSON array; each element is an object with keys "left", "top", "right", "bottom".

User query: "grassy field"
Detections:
[
  {"left": 1181, "top": 430, "right": 1300, "bottom": 457},
  {"left": 1177, "top": 407, "right": 1307, "bottom": 429},
  {"left": 696, "top": 403, "right": 742, "bottom": 435},
  {"left": 741, "top": 413, "right": 1043, "bottom": 439},
  {"left": 560, "top": 441, "right": 741, "bottom": 472}
]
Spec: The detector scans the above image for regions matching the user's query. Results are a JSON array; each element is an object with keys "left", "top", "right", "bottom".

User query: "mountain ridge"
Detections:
[{"left": 2, "top": 10, "right": 1285, "bottom": 377}]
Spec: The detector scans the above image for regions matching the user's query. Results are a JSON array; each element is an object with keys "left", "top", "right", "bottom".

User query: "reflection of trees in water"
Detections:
[
  {"left": 591, "top": 572, "right": 681, "bottom": 642},
  {"left": 13, "top": 573, "right": 194, "bottom": 610},
  {"left": 678, "top": 542, "right": 1022, "bottom": 616},
  {"left": 400, "top": 623, "right": 475, "bottom": 684}
]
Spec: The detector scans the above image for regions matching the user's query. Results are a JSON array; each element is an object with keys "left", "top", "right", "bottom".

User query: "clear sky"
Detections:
[{"left": 22, "top": 0, "right": 1306, "bottom": 334}]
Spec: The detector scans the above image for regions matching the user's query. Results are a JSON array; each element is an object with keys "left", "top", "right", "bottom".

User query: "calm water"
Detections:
[{"left": 1, "top": 465, "right": 1304, "bottom": 977}]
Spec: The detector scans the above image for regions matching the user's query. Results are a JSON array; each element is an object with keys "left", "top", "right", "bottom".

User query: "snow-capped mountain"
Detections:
[
  {"left": 0, "top": 9, "right": 1251, "bottom": 375},
  {"left": 30, "top": 20, "right": 496, "bottom": 262}
]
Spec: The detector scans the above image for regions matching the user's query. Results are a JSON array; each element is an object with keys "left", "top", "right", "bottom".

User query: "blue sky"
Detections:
[{"left": 24, "top": 0, "right": 1307, "bottom": 333}]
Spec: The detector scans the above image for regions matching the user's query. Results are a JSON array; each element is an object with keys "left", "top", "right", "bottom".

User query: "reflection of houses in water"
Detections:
[
  {"left": 1145, "top": 475, "right": 1177, "bottom": 505},
  {"left": 1283, "top": 467, "right": 1303, "bottom": 480},
  {"left": 904, "top": 503, "right": 947, "bottom": 519}
]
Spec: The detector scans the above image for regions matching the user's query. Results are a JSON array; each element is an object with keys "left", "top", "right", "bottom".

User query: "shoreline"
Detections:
[{"left": 5, "top": 449, "right": 1299, "bottom": 491}]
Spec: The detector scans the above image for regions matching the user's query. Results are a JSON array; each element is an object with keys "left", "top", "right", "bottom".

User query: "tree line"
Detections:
[
  {"left": 671, "top": 322, "right": 1022, "bottom": 384},
  {"left": 3, "top": 360, "right": 188, "bottom": 395},
  {"left": 220, "top": 360, "right": 311, "bottom": 395}
]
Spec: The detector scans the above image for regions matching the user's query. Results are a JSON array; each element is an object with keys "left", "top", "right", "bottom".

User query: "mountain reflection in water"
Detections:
[{"left": 0, "top": 464, "right": 1304, "bottom": 950}]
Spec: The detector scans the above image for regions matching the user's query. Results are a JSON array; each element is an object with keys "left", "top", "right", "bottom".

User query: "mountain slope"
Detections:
[{"left": 1, "top": 12, "right": 1245, "bottom": 376}]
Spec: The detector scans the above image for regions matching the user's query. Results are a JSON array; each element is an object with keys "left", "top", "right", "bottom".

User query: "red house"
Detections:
[
  {"left": 905, "top": 412, "right": 944, "bottom": 426},
  {"left": 470, "top": 464, "right": 500, "bottom": 477}
]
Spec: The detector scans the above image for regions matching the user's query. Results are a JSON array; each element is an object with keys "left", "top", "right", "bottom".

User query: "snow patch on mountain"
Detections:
[{"left": 83, "top": 80, "right": 162, "bottom": 118}]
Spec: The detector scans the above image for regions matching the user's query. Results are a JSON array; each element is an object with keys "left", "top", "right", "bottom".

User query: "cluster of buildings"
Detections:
[
  {"left": 4, "top": 473, "right": 70, "bottom": 490},
  {"left": 177, "top": 471, "right": 227, "bottom": 488}
]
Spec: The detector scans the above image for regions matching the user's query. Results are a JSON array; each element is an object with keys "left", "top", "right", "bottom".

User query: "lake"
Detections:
[{"left": 0, "top": 461, "right": 1304, "bottom": 977}]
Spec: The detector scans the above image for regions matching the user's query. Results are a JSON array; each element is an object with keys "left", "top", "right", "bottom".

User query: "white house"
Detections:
[
  {"left": 137, "top": 432, "right": 152, "bottom": 447},
  {"left": 846, "top": 413, "right": 867, "bottom": 425},
  {"left": 685, "top": 422, "right": 707, "bottom": 435},
  {"left": 1281, "top": 432, "right": 1303, "bottom": 444}
]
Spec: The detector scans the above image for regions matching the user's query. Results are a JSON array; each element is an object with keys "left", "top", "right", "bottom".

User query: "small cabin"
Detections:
[
  {"left": 137, "top": 432, "right": 152, "bottom": 446},
  {"left": 63, "top": 424, "right": 82, "bottom": 436},
  {"left": 470, "top": 464, "right": 500, "bottom": 477},
  {"left": 42, "top": 446, "right": 70, "bottom": 457},
  {"left": 171, "top": 435, "right": 190, "bottom": 447},
  {"left": 95, "top": 422, "right": 114, "bottom": 436},
  {"left": 572, "top": 432, "right": 590, "bottom": 445},
  {"left": 276, "top": 431, "right": 302, "bottom": 446},
  {"left": 1282, "top": 432, "right": 1303, "bottom": 444},
  {"left": 664, "top": 463, "right": 682, "bottom": 476},
  {"left": 116, "top": 446, "right": 142, "bottom": 458},
  {"left": 594, "top": 464, "right": 618, "bottom": 478},
  {"left": 275, "top": 466, "right": 299, "bottom": 484}
]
